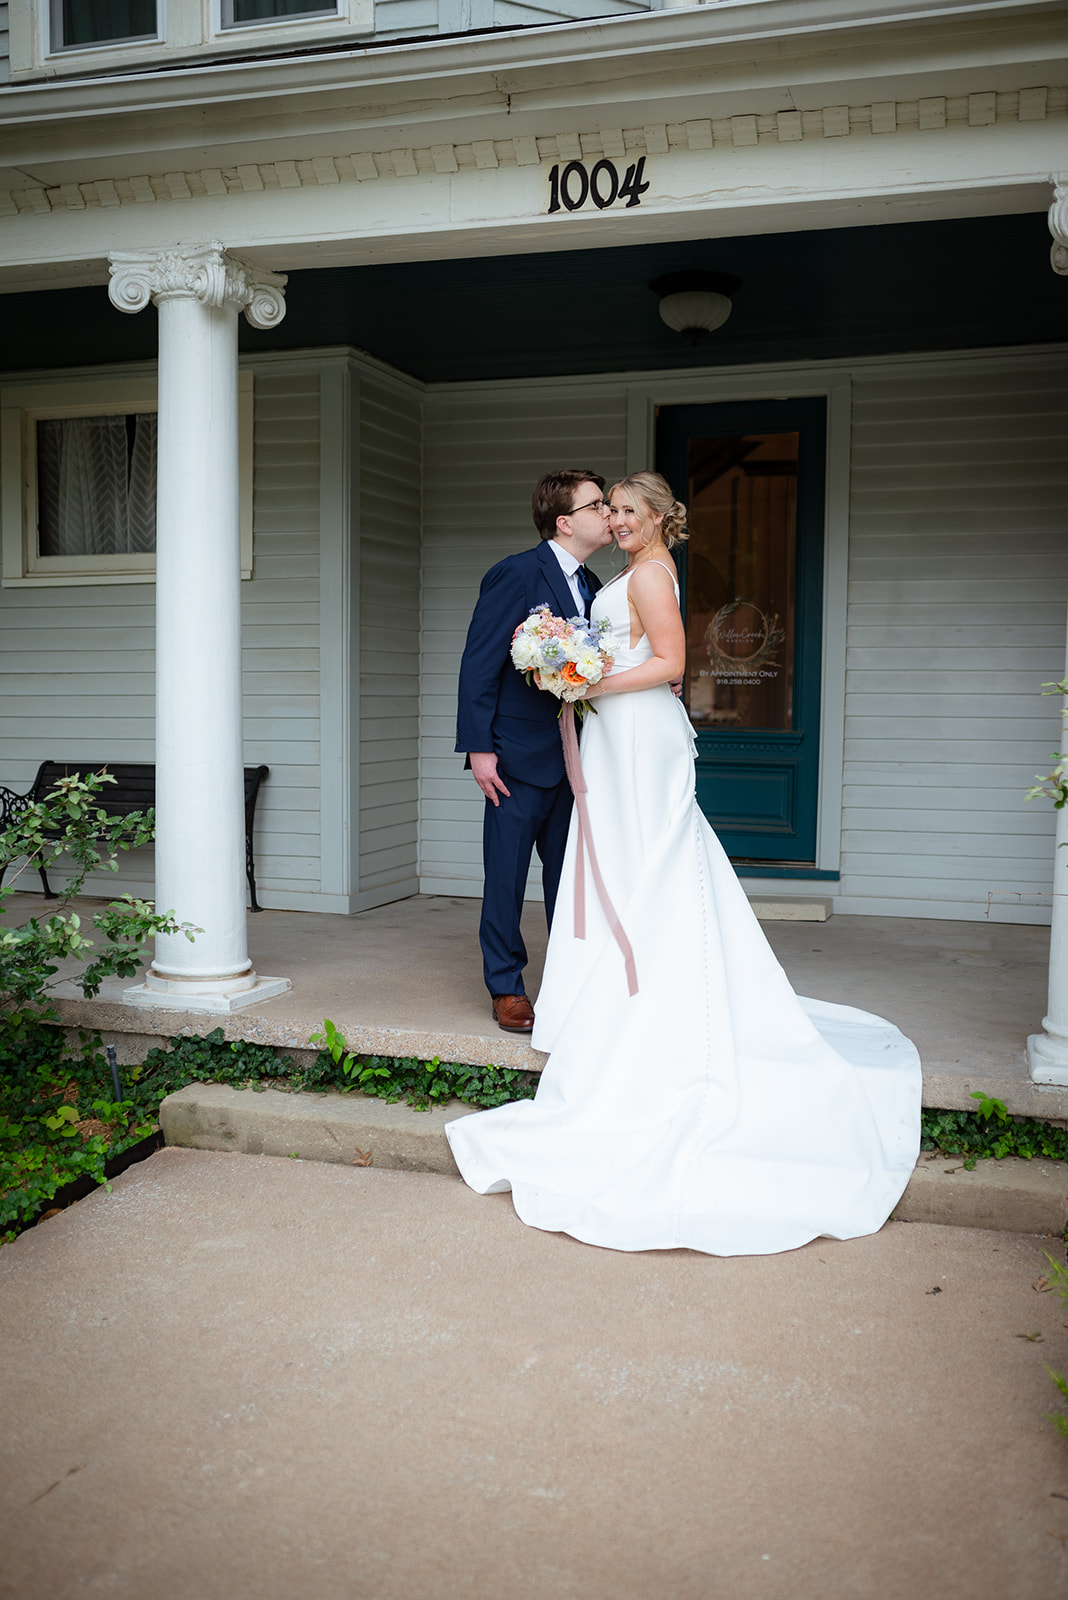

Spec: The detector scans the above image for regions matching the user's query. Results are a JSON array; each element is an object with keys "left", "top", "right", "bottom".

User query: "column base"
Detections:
[
  {"left": 122, "top": 973, "right": 292, "bottom": 1015},
  {"left": 1027, "top": 1031, "right": 1068, "bottom": 1087}
]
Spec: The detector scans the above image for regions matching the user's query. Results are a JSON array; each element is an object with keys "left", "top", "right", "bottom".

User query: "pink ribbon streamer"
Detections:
[{"left": 559, "top": 702, "right": 638, "bottom": 997}]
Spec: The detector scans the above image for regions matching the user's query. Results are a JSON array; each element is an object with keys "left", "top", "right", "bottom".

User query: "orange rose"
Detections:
[{"left": 561, "top": 662, "right": 588, "bottom": 686}]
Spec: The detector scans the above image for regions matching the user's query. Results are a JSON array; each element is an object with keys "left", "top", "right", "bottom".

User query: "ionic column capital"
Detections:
[
  {"left": 1050, "top": 175, "right": 1068, "bottom": 277},
  {"left": 107, "top": 243, "right": 287, "bottom": 329}
]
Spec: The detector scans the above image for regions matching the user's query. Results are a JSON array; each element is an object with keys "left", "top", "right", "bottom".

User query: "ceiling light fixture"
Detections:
[{"left": 649, "top": 271, "right": 742, "bottom": 345}]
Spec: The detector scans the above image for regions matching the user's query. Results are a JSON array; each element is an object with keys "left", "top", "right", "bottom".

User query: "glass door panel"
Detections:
[
  {"left": 686, "top": 431, "right": 798, "bottom": 734},
  {"left": 657, "top": 398, "right": 827, "bottom": 867}
]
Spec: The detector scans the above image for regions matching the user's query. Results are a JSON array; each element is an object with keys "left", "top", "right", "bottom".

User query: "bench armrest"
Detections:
[{"left": 0, "top": 786, "right": 32, "bottom": 832}]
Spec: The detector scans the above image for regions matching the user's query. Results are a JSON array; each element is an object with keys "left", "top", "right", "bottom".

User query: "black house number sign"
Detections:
[{"left": 546, "top": 157, "right": 651, "bottom": 214}]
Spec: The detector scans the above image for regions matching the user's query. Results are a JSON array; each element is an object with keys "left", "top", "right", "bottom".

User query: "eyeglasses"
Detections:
[{"left": 569, "top": 498, "right": 608, "bottom": 516}]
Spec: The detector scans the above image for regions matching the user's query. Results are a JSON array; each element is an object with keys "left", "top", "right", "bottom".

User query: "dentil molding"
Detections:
[
  {"left": 1, "top": 85, "right": 1064, "bottom": 224},
  {"left": 107, "top": 243, "right": 287, "bottom": 328}
]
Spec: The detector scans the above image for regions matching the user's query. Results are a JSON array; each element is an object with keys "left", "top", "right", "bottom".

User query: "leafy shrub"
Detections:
[
  {"left": 0, "top": 771, "right": 197, "bottom": 1238},
  {"left": 0, "top": 1014, "right": 157, "bottom": 1238},
  {"left": 1, "top": 768, "right": 196, "bottom": 1020}
]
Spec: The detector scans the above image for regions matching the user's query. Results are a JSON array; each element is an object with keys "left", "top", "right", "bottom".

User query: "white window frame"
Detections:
[
  {"left": 1, "top": 370, "right": 254, "bottom": 587},
  {"left": 8, "top": 0, "right": 372, "bottom": 81}
]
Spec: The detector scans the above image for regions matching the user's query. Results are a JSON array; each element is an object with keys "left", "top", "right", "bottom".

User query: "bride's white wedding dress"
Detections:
[{"left": 446, "top": 567, "right": 922, "bottom": 1255}]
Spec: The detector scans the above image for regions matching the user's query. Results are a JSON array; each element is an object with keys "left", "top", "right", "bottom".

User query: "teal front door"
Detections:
[{"left": 657, "top": 398, "right": 827, "bottom": 867}]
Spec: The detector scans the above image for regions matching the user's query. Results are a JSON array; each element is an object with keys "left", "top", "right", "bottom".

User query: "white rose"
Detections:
[{"left": 511, "top": 634, "right": 541, "bottom": 671}]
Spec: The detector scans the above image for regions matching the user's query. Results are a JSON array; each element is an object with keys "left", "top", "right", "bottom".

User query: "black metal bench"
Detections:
[{"left": 0, "top": 761, "right": 270, "bottom": 912}]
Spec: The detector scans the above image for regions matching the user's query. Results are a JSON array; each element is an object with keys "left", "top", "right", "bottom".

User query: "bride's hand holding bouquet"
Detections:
[{"left": 509, "top": 605, "right": 618, "bottom": 717}]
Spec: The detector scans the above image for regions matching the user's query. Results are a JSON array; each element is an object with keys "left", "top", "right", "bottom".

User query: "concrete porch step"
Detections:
[{"left": 160, "top": 1082, "right": 1068, "bottom": 1238}]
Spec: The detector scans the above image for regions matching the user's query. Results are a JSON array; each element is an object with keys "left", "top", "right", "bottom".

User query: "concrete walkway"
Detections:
[
  {"left": 1, "top": 1147, "right": 1067, "bottom": 1600},
  {"left": 15, "top": 891, "right": 1062, "bottom": 1121}
]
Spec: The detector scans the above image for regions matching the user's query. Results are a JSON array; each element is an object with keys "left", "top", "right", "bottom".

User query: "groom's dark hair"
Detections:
[{"left": 532, "top": 469, "right": 606, "bottom": 541}]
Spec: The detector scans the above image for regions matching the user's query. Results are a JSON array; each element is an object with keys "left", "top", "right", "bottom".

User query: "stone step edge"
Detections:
[{"left": 160, "top": 1083, "right": 1068, "bottom": 1238}]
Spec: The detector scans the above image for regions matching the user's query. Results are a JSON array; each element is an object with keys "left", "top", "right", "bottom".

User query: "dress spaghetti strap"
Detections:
[{"left": 644, "top": 559, "right": 680, "bottom": 595}]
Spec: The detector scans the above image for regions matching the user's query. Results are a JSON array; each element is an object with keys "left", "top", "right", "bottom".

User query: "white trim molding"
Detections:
[{"left": 3, "top": 87, "right": 1064, "bottom": 224}]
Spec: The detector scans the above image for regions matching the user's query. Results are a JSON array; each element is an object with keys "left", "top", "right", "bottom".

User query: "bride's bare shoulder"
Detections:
[{"left": 629, "top": 558, "right": 678, "bottom": 593}]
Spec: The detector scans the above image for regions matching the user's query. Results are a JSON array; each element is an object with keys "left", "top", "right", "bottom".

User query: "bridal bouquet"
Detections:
[{"left": 510, "top": 605, "right": 618, "bottom": 712}]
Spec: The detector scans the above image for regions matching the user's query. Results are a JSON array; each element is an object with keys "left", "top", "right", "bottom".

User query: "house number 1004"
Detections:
[{"left": 547, "top": 157, "right": 651, "bottom": 214}]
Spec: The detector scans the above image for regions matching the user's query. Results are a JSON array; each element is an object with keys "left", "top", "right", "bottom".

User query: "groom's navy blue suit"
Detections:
[{"left": 456, "top": 540, "right": 601, "bottom": 997}]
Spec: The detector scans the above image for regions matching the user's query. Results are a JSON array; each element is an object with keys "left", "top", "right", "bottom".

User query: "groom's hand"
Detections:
[{"left": 470, "top": 752, "right": 511, "bottom": 807}]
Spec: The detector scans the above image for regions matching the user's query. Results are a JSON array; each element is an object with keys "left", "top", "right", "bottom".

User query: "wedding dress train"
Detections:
[{"left": 446, "top": 570, "right": 922, "bottom": 1255}]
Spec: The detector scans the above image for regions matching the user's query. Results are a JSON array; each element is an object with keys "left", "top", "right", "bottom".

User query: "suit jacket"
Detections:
[{"left": 456, "top": 541, "right": 602, "bottom": 788}]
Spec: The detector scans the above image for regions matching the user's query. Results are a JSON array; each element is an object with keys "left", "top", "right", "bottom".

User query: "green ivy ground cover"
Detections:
[
  {"left": 0, "top": 1021, "right": 538, "bottom": 1241},
  {"left": 921, "top": 1098, "right": 1068, "bottom": 1167}
]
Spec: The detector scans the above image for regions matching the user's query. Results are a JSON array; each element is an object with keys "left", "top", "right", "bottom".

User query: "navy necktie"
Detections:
[{"left": 575, "top": 565, "right": 596, "bottom": 618}]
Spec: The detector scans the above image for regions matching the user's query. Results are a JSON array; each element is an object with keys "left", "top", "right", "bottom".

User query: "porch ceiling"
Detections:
[{"left": 2, "top": 212, "right": 1064, "bottom": 383}]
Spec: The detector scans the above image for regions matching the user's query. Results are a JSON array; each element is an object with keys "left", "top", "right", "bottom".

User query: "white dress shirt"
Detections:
[{"left": 547, "top": 539, "right": 588, "bottom": 616}]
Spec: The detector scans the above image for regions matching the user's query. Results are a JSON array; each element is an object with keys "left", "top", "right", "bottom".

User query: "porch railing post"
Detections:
[
  {"left": 1027, "top": 593, "right": 1068, "bottom": 1085},
  {"left": 107, "top": 243, "right": 291, "bottom": 1013}
]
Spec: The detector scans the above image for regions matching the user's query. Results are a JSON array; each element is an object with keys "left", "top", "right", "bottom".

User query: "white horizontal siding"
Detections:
[
  {"left": 0, "top": 361, "right": 323, "bottom": 909},
  {"left": 242, "top": 368, "right": 321, "bottom": 902},
  {"left": 0, "top": 3, "right": 9, "bottom": 85},
  {"left": 418, "top": 351, "right": 1067, "bottom": 923},
  {"left": 358, "top": 370, "right": 421, "bottom": 898},
  {"left": 839, "top": 354, "right": 1068, "bottom": 923},
  {"left": 419, "top": 385, "right": 628, "bottom": 895},
  {"left": 0, "top": 561, "right": 160, "bottom": 893}
]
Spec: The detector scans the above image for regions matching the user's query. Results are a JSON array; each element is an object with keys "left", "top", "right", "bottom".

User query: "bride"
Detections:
[{"left": 446, "top": 472, "right": 922, "bottom": 1256}]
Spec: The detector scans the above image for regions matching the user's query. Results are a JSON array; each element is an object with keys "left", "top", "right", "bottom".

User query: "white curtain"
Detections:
[{"left": 37, "top": 413, "right": 157, "bottom": 556}]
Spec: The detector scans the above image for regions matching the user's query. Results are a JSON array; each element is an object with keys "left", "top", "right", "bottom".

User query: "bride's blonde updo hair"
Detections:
[{"left": 608, "top": 472, "right": 689, "bottom": 548}]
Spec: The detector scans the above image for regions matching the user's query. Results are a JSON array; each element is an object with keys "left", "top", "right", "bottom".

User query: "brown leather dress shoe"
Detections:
[{"left": 492, "top": 994, "right": 535, "bottom": 1034}]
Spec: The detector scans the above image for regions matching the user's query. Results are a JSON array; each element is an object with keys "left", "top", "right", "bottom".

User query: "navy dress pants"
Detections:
[{"left": 480, "top": 772, "right": 573, "bottom": 997}]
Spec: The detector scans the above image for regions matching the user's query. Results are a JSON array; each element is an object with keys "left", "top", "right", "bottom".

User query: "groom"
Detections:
[{"left": 456, "top": 469, "right": 613, "bottom": 1033}]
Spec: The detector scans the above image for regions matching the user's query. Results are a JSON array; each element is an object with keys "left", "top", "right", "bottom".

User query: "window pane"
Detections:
[
  {"left": 228, "top": 0, "right": 335, "bottom": 22},
  {"left": 684, "top": 432, "right": 798, "bottom": 732},
  {"left": 59, "top": 0, "right": 156, "bottom": 47},
  {"left": 37, "top": 414, "right": 157, "bottom": 557}
]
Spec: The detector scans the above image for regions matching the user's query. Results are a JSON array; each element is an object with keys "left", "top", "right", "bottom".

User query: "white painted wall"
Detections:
[
  {"left": 419, "top": 347, "right": 1068, "bottom": 924},
  {"left": 0, "top": 345, "right": 426, "bottom": 918},
  {"left": 357, "top": 364, "right": 422, "bottom": 905},
  {"left": 243, "top": 364, "right": 323, "bottom": 908},
  {"left": 2, "top": 341, "right": 1063, "bottom": 928},
  {"left": 839, "top": 351, "right": 1068, "bottom": 923},
  {"left": 419, "top": 380, "right": 628, "bottom": 896},
  {"left": 0, "top": 355, "right": 325, "bottom": 909}
]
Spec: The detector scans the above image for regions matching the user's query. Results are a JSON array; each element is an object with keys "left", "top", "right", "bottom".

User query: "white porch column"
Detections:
[
  {"left": 1027, "top": 597, "right": 1068, "bottom": 1085},
  {"left": 107, "top": 243, "right": 290, "bottom": 1013},
  {"left": 1027, "top": 184, "right": 1068, "bottom": 1080}
]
